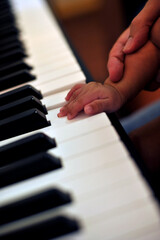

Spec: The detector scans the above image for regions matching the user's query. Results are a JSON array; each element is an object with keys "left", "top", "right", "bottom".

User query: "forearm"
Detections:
[{"left": 104, "top": 41, "right": 159, "bottom": 104}]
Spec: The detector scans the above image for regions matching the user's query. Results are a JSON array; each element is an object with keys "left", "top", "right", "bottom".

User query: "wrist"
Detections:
[{"left": 104, "top": 79, "right": 126, "bottom": 108}]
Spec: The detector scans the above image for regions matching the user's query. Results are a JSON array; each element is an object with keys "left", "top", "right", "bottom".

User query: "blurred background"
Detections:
[{"left": 48, "top": 0, "right": 160, "bottom": 118}]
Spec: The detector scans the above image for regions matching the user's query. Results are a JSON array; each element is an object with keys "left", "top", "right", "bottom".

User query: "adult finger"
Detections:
[
  {"left": 107, "top": 28, "right": 129, "bottom": 82},
  {"left": 123, "top": 0, "right": 160, "bottom": 53}
]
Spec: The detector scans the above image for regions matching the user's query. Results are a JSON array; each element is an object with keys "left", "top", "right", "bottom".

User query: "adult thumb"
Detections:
[{"left": 123, "top": 0, "right": 160, "bottom": 53}]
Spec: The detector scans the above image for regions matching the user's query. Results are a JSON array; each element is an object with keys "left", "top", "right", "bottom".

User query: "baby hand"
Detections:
[{"left": 57, "top": 81, "right": 124, "bottom": 120}]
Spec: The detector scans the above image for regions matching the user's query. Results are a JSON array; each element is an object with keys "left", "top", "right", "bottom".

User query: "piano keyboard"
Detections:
[{"left": 0, "top": 0, "right": 160, "bottom": 239}]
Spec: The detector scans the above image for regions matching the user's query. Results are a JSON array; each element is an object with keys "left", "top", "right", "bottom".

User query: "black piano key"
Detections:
[
  {"left": 0, "top": 133, "right": 56, "bottom": 167},
  {"left": 0, "top": 12, "right": 15, "bottom": 22},
  {"left": 0, "top": 36, "right": 23, "bottom": 49},
  {"left": 0, "top": 49, "right": 27, "bottom": 66},
  {"left": 0, "top": 26, "right": 19, "bottom": 40},
  {"left": 0, "top": 5, "right": 12, "bottom": 13},
  {"left": 0, "top": 24, "right": 17, "bottom": 33},
  {"left": 0, "top": 1, "right": 11, "bottom": 9},
  {"left": 0, "top": 42, "right": 25, "bottom": 55},
  {"left": 0, "top": 8, "right": 15, "bottom": 16},
  {"left": 0, "top": 61, "right": 32, "bottom": 77},
  {"left": 0, "top": 70, "right": 36, "bottom": 91},
  {"left": 0, "top": 188, "right": 71, "bottom": 225},
  {"left": 0, "top": 108, "right": 51, "bottom": 141},
  {"left": 0, "top": 85, "right": 43, "bottom": 106},
  {"left": 0, "top": 152, "right": 62, "bottom": 188},
  {"left": 0, "top": 96, "right": 47, "bottom": 120},
  {"left": 0, "top": 215, "right": 79, "bottom": 240},
  {"left": 0, "top": 0, "right": 10, "bottom": 3},
  {"left": 0, "top": 4, "right": 10, "bottom": 9},
  {"left": 0, "top": 15, "right": 15, "bottom": 27},
  {"left": 0, "top": 8, "right": 12, "bottom": 17},
  {"left": 0, "top": 14, "right": 14, "bottom": 23},
  {"left": 0, "top": 37, "right": 23, "bottom": 49},
  {"left": 0, "top": 0, "right": 10, "bottom": 5}
]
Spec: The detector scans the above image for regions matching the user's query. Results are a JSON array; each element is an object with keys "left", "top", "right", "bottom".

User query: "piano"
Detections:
[{"left": 0, "top": 0, "right": 160, "bottom": 239}]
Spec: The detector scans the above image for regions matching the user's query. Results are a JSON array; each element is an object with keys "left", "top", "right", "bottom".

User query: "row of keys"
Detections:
[
  {"left": 0, "top": 0, "right": 159, "bottom": 239},
  {"left": 0, "top": 0, "right": 85, "bottom": 238},
  {"left": 0, "top": 86, "right": 50, "bottom": 140},
  {"left": 0, "top": 0, "right": 51, "bottom": 141},
  {"left": 0, "top": 0, "right": 35, "bottom": 91}
]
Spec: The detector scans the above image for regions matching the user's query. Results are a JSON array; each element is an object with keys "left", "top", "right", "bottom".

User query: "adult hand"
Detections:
[
  {"left": 123, "top": 0, "right": 160, "bottom": 54},
  {"left": 107, "top": 28, "right": 129, "bottom": 82},
  {"left": 108, "top": 0, "right": 160, "bottom": 85}
]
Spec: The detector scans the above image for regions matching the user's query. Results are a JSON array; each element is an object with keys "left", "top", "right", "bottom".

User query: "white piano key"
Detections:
[
  {"left": 0, "top": 112, "right": 110, "bottom": 147},
  {"left": 27, "top": 53, "right": 77, "bottom": 75},
  {"left": 48, "top": 109, "right": 110, "bottom": 131},
  {"left": 88, "top": 201, "right": 160, "bottom": 240},
  {"left": 30, "top": 50, "right": 77, "bottom": 67},
  {"left": 27, "top": 49, "right": 78, "bottom": 76},
  {"left": 35, "top": 71, "right": 86, "bottom": 96},
  {"left": 64, "top": 201, "right": 160, "bottom": 240},
  {"left": 51, "top": 112, "right": 111, "bottom": 142},
  {"left": 47, "top": 108, "right": 90, "bottom": 128},
  {"left": 3, "top": 1, "right": 159, "bottom": 239},
  {"left": 25, "top": 43, "right": 70, "bottom": 60},
  {"left": 0, "top": 186, "right": 158, "bottom": 240},
  {"left": 34, "top": 64, "right": 81, "bottom": 86},
  {"left": 28, "top": 50, "right": 77, "bottom": 69},
  {"left": 0, "top": 109, "right": 93, "bottom": 146},
  {"left": 56, "top": 224, "right": 160, "bottom": 240},
  {"left": 42, "top": 90, "right": 69, "bottom": 110},
  {"left": 50, "top": 126, "right": 119, "bottom": 159},
  {"left": 131, "top": 228, "right": 160, "bottom": 240},
  {"left": 26, "top": 41, "right": 72, "bottom": 58},
  {"left": 22, "top": 34, "right": 69, "bottom": 54},
  {"left": 0, "top": 155, "right": 140, "bottom": 206},
  {"left": 0, "top": 111, "right": 115, "bottom": 153},
  {"left": 64, "top": 180, "right": 153, "bottom": 220}
]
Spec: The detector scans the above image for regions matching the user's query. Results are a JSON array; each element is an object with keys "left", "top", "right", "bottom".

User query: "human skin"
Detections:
[
  {"left": 123, "top": 0, "right": 160, "bottom": 54},
  {"left": 58, "top": 40, "right": 159, "bottom": 120},
  {"left": 108, "top": 7, "right": 160, "bottom": 85},
  {"left": 58, "top": 14, "right": 160, "bottom": 120}
]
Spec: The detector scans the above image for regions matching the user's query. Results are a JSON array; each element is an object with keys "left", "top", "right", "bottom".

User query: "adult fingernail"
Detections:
[{"left": 123, "top": 37, "right": 133, "bottom": 53}]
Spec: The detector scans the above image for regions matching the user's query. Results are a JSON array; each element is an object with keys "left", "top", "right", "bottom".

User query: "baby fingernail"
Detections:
[
  {"left": 57, "top": 110, "right": 65, "bottom": 117},
  {"left": 85, "top": 105, "right": 92, "bottom": 114},
  {"left": 67, "top": 114, "right": 72, "bottom": 120}
]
